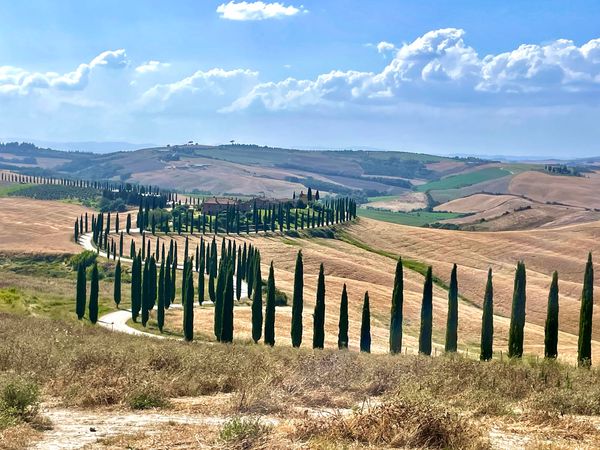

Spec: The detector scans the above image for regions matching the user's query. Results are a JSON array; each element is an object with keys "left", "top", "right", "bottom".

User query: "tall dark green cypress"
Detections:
[
  {"left": 183, "top": 260, "right": 194, "bottom": 342},
  {"left": 313, "top": 263, "right": 326, "bottom": 349},
  {"left": 360, "top": 291, "right": 371, "bottom": 353},
  {"left": 418, "top": 266, "right": 433, "bottom": 355},
  {"left": 291, "top": 250, "right": 304, "bottom": 348},
  {"left": 544, "top": 271, "right": 559, "bottom": 359},
  {"left": 445, "top": 263, "right": 458, "bottom": 353},
  {"left": 251, "top": 253, "right": 263, "bottom": 343},
  {"left": 264, "top": 261, "right": 276, "bottom": 346},
  {"left": 76, "top": 262, "right": 86, "bottom": 319},
  {"left": 157, "top": 260, "right": 165, "bottom": 332},
  {"left": 198, "top": 255, "right": 205, "bottom": 305},
  {"left": 338, "top": 284, "right": 349, "bottom": 349},
  {"left": 114, "top": 259, "right": 121, "bottom": 307},
  {"left": 221, "top": 264, "right": 234, "bottom": 343},
  {"left": 214, "top": 261, "right": 225, "bottom": 341},
  {"left": 389, "top": 258, "right": 403, "bottom": 354},
  {"left": 131, "top": 254, "right": 141, "bottom": 321},
  {"left": 578, "top": 253, "right": 594, "bottom": 367},
  {"left": 480, "top": 268, "right": 494, "bottom": 361},
  {"left": 508, "top": 261, "right": 527, "bottom": 358},
  {"left": 141, "top": 258, "right": 150, "bottom": 326},
  {"left": 235, "top": 255, "right": 242, "bottom": 300},
  {"left": 89, "top": 262, "right": 99, "bottom": 324}
]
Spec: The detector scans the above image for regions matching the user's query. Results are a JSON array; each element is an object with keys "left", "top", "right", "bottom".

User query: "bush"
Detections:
[
  {"left": 127, "top": 389, "right": 169, "bottom": 410},
  {"left": 0, "top": 378, "right": 40, "bottom": 429},
  {"left": 219, "top": 417, "right": 270, "bottom": 448},
  {"left": 69, "top": 250, "right": 97, "bottom": 270}
]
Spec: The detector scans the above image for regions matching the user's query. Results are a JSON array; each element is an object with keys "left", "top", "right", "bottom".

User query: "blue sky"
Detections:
[{"left": 1, "top": 0, "right": 600, "bottom": 156}]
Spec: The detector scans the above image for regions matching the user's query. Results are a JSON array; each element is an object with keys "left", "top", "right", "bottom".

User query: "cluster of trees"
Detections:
[
  {"left": 134, "top": 196, "right": 357, "bottom": 236},
  {"left": 544, "top": 164, "right": 581, "bottom": 177}
]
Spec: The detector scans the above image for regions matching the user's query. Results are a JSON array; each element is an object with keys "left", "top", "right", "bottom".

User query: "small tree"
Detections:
[
  {"left": 75, "top": 263, "right": 86, "bottom": 319},
  {"left": 445, "top": 264, "right": 458, "bottom": 353},
  {"left": 157, "top": 260, "right": 165, "bottom": 332},
  {"left": 418, "top": 266, "right": 433, "bottom": 355},
  {"left": 508, "top": 261, "right": 527, "bottom": 358},
  {"left": 578, "top": 253, "right": 594, "bottom": 367},
  {"left": 313, "top": 263, "right": 326, "bottom": 349},
  {"left": 251, "top": 253, "right": 263, "bottom": 343},
  {"left": 291, "top": 250, "right": 304, "bottom": 348},
  {"left": 264, "top": 261, "right": 276, "bottom": 346},
  {"left": 360, "top": 291, "right": 371, "bottom": 353},
  {"left": 113, "top": 259, "right": 121, "bottom": 307},
  {"left": 389, "top": 258, "right": 403, "bottom": 354},
  {"left": 89, "top": 262, "right": 99, "bottom": 324},
  {"left": 544, "top": 271, "right": 559, "bottom": 359},
  {"left": 480, "top": 268, "right": 494, "bottom": 361},
  {"left": 338, "top": 284, "right": 349, "bottom": 349}
]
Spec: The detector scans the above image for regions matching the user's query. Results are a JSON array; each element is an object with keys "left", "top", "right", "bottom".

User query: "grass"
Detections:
[
  {"left": 416, "top": 167, "right": 512, "bottom": 192},
  {"left": 219, "top": 416, "right": 270, "bottom": 448},
  {"left": 357, "top": 207, "right": 463, "bottom": 227},
  {"left": 0, "top": 183, "right": 30, "bottom": 197}
]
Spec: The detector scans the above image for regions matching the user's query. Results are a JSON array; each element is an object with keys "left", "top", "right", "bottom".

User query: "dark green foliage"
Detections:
[
  {"left": 578, "top": 253, "right": 594, "bottom": 367},
  {"left": 251, "top": 253, "right": 263, "bottom": 343},
  {"left": 480, "top": 268, "right": 494, "bottom": 361},
  {"left": 131, "top": 254, "right": 142, "bottom": 321},
  {"left": 360, "top": 291, "right": 371, "bottom": 353},
  {"left": 291, "top": 250, "right": 304, "bottom": 348},
  {"left": 264, "top": 261, "right": 276, "bottom": 346},
  {"left": 214, "top": 261, "right": 225, "bottom": 341},
  {"left": 141, "top": 259, "right": 150, "bottom": 327},
  {"left": 113, "top": 259, "right": 121, "bottom": 307},
  {"left": 389, "top": 258, "right": 403, "bottom": 354},
  {"left": 89, "top": 263, "right": 99, "bottom": 324},
  {"left": 183, "top": 260, "right": 194, "bottom": 342},
  {"left": 75, "top": 263, "right": 86, "bottom": 319},
  {"left": 536, "top": 269, "right": 557, "bottom": 359},
  {"left": 508, "top": 261, "right": 527, "bottom": 358},
  {"left": 313, "top": 263, "right": 326, "bottom": 349},
  {"left": 418, "top": 266, "right": 433, "bottom": 355},
  {"left": 221, "top": 264, "right": 234, "bottom": 343},
  {"left": 445, "top": 264, "right": 458, "bottom": 353},
  {"left": 338, "top": 284, "right": 349, "bottom": 349},
  {"left": 157, "top": 260, "right": 165, "bottom": 332},
  {"left": 235, "top": 255, "right": 242, "bottom": 301},
  {"left": 198, "top": 258, "right": 205, "bottom": 305}
]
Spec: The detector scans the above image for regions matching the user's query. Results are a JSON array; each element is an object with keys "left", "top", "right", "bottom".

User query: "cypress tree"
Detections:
[
  {"left": 183, "top": 260, "right": 194, "bottom": 342},
  {"left": 264, "top": 261, "right": 276, "bottom": 346},
  {"left": 508, "top": 261, "right": 527, "bottom": 358},
  {"left": 251, "top": 253, "right": 263, "bottom": 343},
  {"left": 360, "top": 291, "right": 371, "bottom": 353},
  {"left": 198, "top": 256, "right": 205, "bottom": 305},
  {"left": 89, "top": 262, "right": 99, "bottom": 324},
  {"left": 313, "top": 263, "right": 326, "bottom": 349},
  {"left": 164, "top": 254, "right": 171, "bottom": 309},
  {"left": 75, "top": 262, "right": 86, "bottom": 319},
  {"left": 131, "top": 254, "right": 141, "bottom": 321},
  {"left": 157, "top": 260, "right": 165, "bottom": 332},
  {"left": 214, "top": 261, "right": 225, "bottom": 341},
  {"left": 221, "top": 264, "right": 234, "bottom": 343},
  {"left": 418, "top": 266, "right": 433, "bottom": 355},
  {"left": 544, "top": 271, "right": 559, "bottom": 359},
  {"left": 141, "top": 258, "right": 150, "bottom": 326},
  {"left": 445, "top": 263, "right": 459, "bottom": 353},
  {"left": 235, "top": 255, "right": 242, "bottom": 300},
  {"left": 114, "top": 259, "right": 121, "bottom": 307},
  {"left": 480, "top": 268, "right": 494, "bottom": 361},
  {"left": 338, "top": 284, "right": 349, "bottom": 349},
  {"left": 389, "top": 258, "right": 403, "bottom": 354},
  {"left": 291, "top": 250, "right": 304, "bottom": 348},
  {"left": 578, "top": 253, "right": 594, "bottom": 367}
]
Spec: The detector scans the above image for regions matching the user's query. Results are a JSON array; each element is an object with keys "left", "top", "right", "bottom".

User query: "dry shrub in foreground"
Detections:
[{"left": 295, "top": 397, "right": 489, "bottom": 449}]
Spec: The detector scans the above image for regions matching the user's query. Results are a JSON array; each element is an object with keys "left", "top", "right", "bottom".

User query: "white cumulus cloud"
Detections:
[
  {"left": 225, "top": 29, "right": 600, "bottom": 112},
  {"left": 376, "top": 41, "right": 396, "bottom": 54},
  {"left": 135, "top": 60, "right": 170, "bottom": 74},
  {"left": 216, "top": 1, "right": 307, "bottom": 21},
  {"left": 0, "top": 49, "right": 127, "bottom": 95}
]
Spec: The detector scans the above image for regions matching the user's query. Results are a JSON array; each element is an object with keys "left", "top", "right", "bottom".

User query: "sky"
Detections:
[{"left": 1, "top": 0, "right": 600, "bottom": 157}]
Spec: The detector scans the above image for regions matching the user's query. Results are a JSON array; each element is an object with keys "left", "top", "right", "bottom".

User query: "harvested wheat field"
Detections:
[
  {"left": 117, "top": 213, "right": 600, "bottom": 363},
  {"left": 0, "top": 197, "right": 93, "bottom": 254}
]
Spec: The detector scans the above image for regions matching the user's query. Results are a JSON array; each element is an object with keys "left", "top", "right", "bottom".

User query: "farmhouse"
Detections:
[{"left": 200, "top": 197, "right": 240, "bottom": 214}]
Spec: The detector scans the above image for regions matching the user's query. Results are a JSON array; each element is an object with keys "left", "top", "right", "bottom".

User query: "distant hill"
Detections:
[{"left": 0, "top": 142, "right": 489, "bottom": 199}]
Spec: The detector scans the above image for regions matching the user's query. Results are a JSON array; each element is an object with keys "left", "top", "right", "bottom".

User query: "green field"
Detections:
[
  {"left": 358, "top": 207, "right": 463, "bottom": 227},
  {"left": 416, "top": 168, "right": 512, "bottom": 192},
  {"left": 0, "top": 183, "right": 30, "bottom": 197}
]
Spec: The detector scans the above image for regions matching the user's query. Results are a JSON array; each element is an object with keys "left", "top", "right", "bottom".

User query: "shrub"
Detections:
[
  {"left": 219, "top": 416, "right": 270, "bottom": 448},
  {"left": 127, "top": 389, "right": 169, "bottom": 410},
  {"left": 69, "top": 250, "right": 97, "bottom": 270},
  {"left": 0, "top": 377, "right": 40, "bottom": 429}
]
